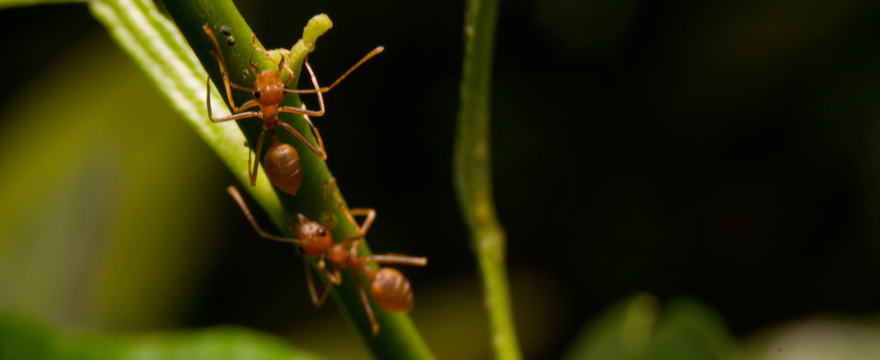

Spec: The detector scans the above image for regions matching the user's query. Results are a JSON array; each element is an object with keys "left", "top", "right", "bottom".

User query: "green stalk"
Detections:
[
  {"left": 453, "top": 0, "right": 523, "bottom": 359},
  {"left": 89, "top": 0, "right": 433, "bottom": 358}
]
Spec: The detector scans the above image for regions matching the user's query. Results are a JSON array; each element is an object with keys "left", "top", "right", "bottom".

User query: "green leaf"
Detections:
[
  {"left": 561, "top": 293, "right": 660, "bottom": 360},
  {"left": 0, "top": 30, "right": 229, "bottom": 330},
  {"left": 0, "top": 314, "right": 326, "bottom": 360},
  {"left": 0, "top": 0, "right": 85, "bottom": 10},
  {"left": 562, "top": 294, "right": 742, "bottom": 360},
  {"left": 647, "top": 298, "right": 743, "bottom": 360}
]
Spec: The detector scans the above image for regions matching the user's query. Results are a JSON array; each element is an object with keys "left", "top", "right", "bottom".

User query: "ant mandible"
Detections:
[
  {"left": 227, "top": 179, "right": 427, "bottom": 336},
  {"left": 204, "top": 25, "right": 383, "bottom": 195}
]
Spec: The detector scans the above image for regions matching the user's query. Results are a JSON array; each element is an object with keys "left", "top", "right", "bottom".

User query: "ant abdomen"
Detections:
[
  {"left": 370, "top": 268, "right": 414, "bottom": 312},
  {"left": 264, "top": 142, "right": 303, "bottom": 195}
]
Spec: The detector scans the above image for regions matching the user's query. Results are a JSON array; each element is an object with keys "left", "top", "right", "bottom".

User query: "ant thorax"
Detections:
[{"left": 327, "top": 244, "right": 349, "bottom": 265}]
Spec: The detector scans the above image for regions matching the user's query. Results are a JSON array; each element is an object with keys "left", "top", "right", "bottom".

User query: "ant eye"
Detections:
[
  {"left": 318, "top": 228, "right": 326, "bottom": 236},
  {"left": 253, "top": 90, "right": 261, "bottom": 99},
  {"left": 282, "top": 84, "right": 287, "bottom": 90}
]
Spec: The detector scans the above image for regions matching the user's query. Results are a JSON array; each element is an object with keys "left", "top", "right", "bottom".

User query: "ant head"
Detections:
[
  {"left": 294, "top": 214, "right": 332, "bottom": 257},
  {"left": 250, "top": 60, "right": 286, "bottom": 106}
]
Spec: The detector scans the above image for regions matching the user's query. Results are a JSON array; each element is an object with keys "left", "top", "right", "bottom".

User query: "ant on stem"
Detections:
[
  {"left": 227, "top": 179, "right": 427, "bottom": 336},
  {"left": 227, "top": 178, "right": 428, "bottom": 336},
  {"left": 204, "top": 25, "right": 382, "bottom": 195}
]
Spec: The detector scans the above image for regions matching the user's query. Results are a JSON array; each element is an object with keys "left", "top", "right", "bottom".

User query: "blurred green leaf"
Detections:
[
  {"left": 0, "top": 34, "right": 227, "bottom": 330},
  {"left": 562, "top": 294, "right": 742, "bottom": 360},
  {"left": 647, "top": 298, "right": 743, "bottom": 360},
  {"left": 0, "top": 313, "right": 326, "bottom": 360},
  {"left": 0, "top": 0, "right": 85, "bottom": 10},
  {"left": 561, "top": 293, "right": 659, "bottom": 360}
]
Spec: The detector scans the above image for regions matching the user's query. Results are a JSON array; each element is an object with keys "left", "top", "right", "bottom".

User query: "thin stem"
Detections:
[
  {"left": 453, "top": 0, "right": 523, "bottom": 359},
  {"left": 90, "top": 0, "right": 434, "bottom": 358}
]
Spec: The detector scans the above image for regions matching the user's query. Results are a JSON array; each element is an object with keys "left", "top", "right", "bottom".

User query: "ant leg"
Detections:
[
  {"left": 348, "top": 209, "right": 377, "bottom": 238},
  {"left": 228, "top": 100, "right": 261, "bottom": 116},
  {"left": 278, "top": 52, "right": 302, "bottom": 86},
  {"left": 250, "top": 33, "right": 273, "bottom": 58},
  {"left": 334, "top": 237, "right": 363, "bottom": 255},
  {"left": 208, "top": 107, "right": 260, "bottom": 123},
  {"left": 249, "top": 129, "right": 268, "bottom": 186},
  {"left": 251, "top": 34, "right": 296, "bottom": 82},
  {"left": 316, "top": 280, "right": 334, "bottom": 306},
  {"left": 355, "top": 273, "right": 380, "bottom": 336},
  {"left": 206, "top": 78, "right": 260, "bottom": 122},
  {"left": 203, "top": 26, "right": 253, "bottom": 109},
  {"left": 298, "top": 112, "right": 327, "bottom": 159},
  {"left": 285, "top": 46, "right": 385, "bottom": 94},
  {"left": 329, "top": 179, "right": 376, "bottom": 236},
  {"left": 247, "top": 144, "right": 254, "bottom": 176},
  {"left": 207, "top": 77, "right": 259, "bottom": 116},
  {"left": 322, "top": 181, "right": 334, "bottom": 228},
  {"left": 209, "top": 109, "right": 260, "bottom": 123},
  {"left": 305, "top": 258, "right": 339, "bottom": 307},
  {"left": 366, "top": 254, "right": 428, "bottom": 267},
  {"left": 317, "top": 261, "right": 342, "bottom": 306},
  {"left": 279, "top": 59, "right": 326, "bottom": 117},
  {"left": 209, "top": 50, "right": 253, "bottom": 94},
  {"left": 305, "top": 255, "right": 343, "bottom": 307},
  {"left": 278, "top": 120, "right": 327, "bottom": 160},
  {"left": 277, "top": 55, "right": 296, "bottom": 85},
  {"left": 304, "top": 260, "right": 321, "bottom": 305},
  {"left": 226, "top": 186, "right": 301, "bottom": 244},
  {"left": 316, "top": 256, "right": 343, "bottom": 285}
]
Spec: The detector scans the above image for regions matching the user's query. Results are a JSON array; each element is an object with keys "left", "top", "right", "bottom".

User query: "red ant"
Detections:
[
  {"left": 227, "top": 179, "right": 427, "bottom": 336},
  {"left": 204, "top": 25, "right": 382, "bottom": 195}
]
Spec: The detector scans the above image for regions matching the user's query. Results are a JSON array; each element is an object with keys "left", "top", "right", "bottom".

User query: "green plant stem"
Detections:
[
  {"left": 453, "top": 0, "right": 523, "bottom": 359},
  {"left": 90, "top": 0, "right": 433, "bottom": 358}
]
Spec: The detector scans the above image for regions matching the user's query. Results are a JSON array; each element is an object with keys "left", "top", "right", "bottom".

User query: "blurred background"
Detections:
[{"left": 3, "top": 0, "right": 880, "bottom": 359}]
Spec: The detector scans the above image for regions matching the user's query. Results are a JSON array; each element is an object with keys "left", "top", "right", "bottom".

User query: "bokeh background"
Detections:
[{"left": 3, "top": 0, "right": 880, "bottom": 358}]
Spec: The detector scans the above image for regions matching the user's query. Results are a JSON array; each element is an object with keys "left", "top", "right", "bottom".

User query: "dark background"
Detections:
[{"left": 2, "top": 0, "right": 880, "bottom": 358}]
